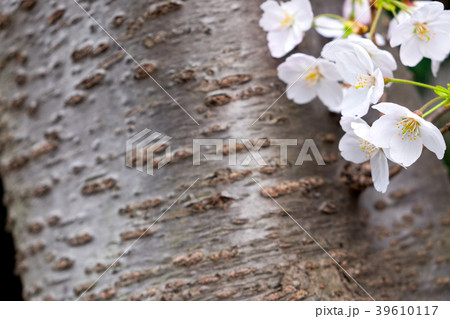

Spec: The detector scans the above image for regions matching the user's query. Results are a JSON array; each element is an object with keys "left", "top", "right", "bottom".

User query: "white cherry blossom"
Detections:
[
  {"left": 390, "top": 2, "right": 450, "bottom": 67},
  {"left": 387, "top": 1, "right": 429, "bottom": 39},
  {"left": 388, "top": 1, "right": 447, "bottom": 76},
  {"left": 371, "top": 103, "right": 446, "bottom": 167},
  {"left": 323, "top": 37, "right": 396, "bottom": 78},
  {"left": 339, "top": 117, "right": 390, "bottom": 193},
  {"left": 277, "top": 53, "right": 343, "bottom": 111},
  {"left": 322, "top": 42, "right": 385, "bottom": 117},
  {"left": 259, "top": 0, "right": 314, "bottom": 58}
]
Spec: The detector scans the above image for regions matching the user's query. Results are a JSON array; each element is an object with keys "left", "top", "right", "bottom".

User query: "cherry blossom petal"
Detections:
[
  {"left": 333, "top": 46, "right": 374, "bottom": 84},
  {"left": 372, "top": 102, "right": 410, "bottom": 116},
  {"left": 351, "top": 120, "right": 372, "bottom": 142},
  {"left": 277, "top": 63, "right": 302, "bottom": 84},
  {"left": 388, "top": 9, "right": 412, "bottom": 40},
  {"left": 259, "top": 1, "right": 284, "bottom": 31},
  {"left": 321, "top": 39, "right": 355, "bottom": 62},
  {"left": 317, "top": 79, "right": 343, "bottom": 111},
  {"left": 339, "top": 133, "right": 368, "bottom": 164},
  {"left": 370, "top": 114, "right": 400, "bottom": 148},
  {"left": 288, "top": 0, "right": 314, "bottom": 30},
  {"left": 428, "top": 16, "right": 450, "bottom": 31},
  {"left": 373, "top": 33, "right": 386, "bottom": 46},
  {"left": 390, "top": 22, "right": 414, "bottom": 47},
  {"left": 334, "top": 53, "right": 366, "bottom": 84},
  {"left": 347, "top": 36, "right": 396, "bottom": 76},
  {"left": 389, "top": 134, "right": 423, "bottom": 167},
  {"left": 340, "top": 86, "right": 371, "bottom": 117},
  {"left": 346, "top": 35, "right": 375, "bottom": 49},
  {"left": 411, "top": 2, "right": 444, "bottom": 22},
  {"left": 314, "top": 16, "right": 345, "bottom": 38},
  {"left": 340, "top": 116, "right": 356, "bottom": 132},
  {"left": 399, "top": 36, "right": 423, "bottom": 66},
  {"left": 317, "top": 59, "right": 341, "bottom": 80},
  {"left": 431, "top": 59, "right": 442, "bottom": 77},
  {"left": 340, "top": 116, "right": 366, "bottom": 133},
  {"left": 419, "top": 33, "right": 450, "bottom": 62},
  {"left": 420, "top": 120, "right": 446, "bottom": 159},
  {"left": 286, "top": 81, "right": 317, "bottom": 104},
  {"left": 267, "top": 28, "right": 302, "bottom": 58},
  {"left": 261, "top": 0, "right": 280, "bottom": 11},
  {"left": 277, "top": 53, "right": 315, "bottom": 83},
  {"left": 371, "top": 49, "right": 397, "bottom": 78},
  {"left": 369, "top": 69, "right": 385, "bottom": 104},
  {"left": 370, "top": 151, "right": 389, "bottom": 193},
  {"left": 288, "top": 53, "right": 317, "bottom": 68},
  {"left": 352, "top": 44, "right": 375, "bottom": 74}
]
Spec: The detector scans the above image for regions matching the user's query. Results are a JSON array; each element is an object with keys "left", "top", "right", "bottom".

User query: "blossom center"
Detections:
[
  {"left": 414, "top": 23, "right": 434, "bottom": 42},
  {"left": 359, "top": 139, "right": 377, "bottom": 158},
  {"left": 354, "top": 74, "right": 375, "bottom": 89},
  {"left": 305, "top": 68, "right": 321, "bottom": 87},
  {"left": 396, "top": 117, "right": 420, "bottom": 141},
  {"left": 281, "top": 12, "right": 295, "bottom": 27}
]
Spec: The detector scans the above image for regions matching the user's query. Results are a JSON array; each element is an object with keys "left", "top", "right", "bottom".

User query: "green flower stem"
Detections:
[
  {"left": 385, "top": 78, "right": 446, "bottom": 92},
  {"left": 369, "top": 5, "right": 383, "bottom": 41},
  {"left": 423, "top": 100, "right": 448, "bottom": 118},
  {"left": 350, "top": 0, "right": 356, "bottom": 20},
  {"left": 420, "top": 97, "right": 444, "bottom": 112},
  {"left": 388, "top": 0, "right": 413, "bottom": 13}
]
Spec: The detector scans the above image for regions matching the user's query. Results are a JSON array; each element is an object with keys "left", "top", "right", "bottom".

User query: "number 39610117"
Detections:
[{"left": 376, "top": 306, "right": 438, "bottom": 316}]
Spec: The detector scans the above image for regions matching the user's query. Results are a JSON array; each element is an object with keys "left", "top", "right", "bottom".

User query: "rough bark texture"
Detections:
[{"left": 0, "top": 0, "right": 449, "bottom": 301}]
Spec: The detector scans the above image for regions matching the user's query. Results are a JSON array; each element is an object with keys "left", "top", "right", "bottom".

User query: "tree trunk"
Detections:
[{"left": 0, "top": 0, "right": 449, "bottom": 301}]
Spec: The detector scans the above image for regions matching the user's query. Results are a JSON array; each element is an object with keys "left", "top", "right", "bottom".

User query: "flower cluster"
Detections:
[
  {"left": 260, "top": 0, "right": 449, "bottom": 193},
  {"left": 389, "top": 1, "right": 450, "bottom": 69}
]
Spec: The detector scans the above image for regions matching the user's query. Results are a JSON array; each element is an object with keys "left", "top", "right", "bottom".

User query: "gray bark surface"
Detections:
[{"left": 0, "top": 0, "right": 449, "bottom": 300}]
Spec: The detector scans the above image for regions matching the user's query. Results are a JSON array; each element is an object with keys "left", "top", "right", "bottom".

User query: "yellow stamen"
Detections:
[
  {"left": 281, "top": 13, "right": 294, "bottom": 27},
  {"left": 415, "top": 23, "right": 434, "bottom": 42},
  {"left": 359, "top": 139, "right": 377, "bottom": 159},
  {"left": 396, "top": 117, "right": 420, "bottom": 141},
  {"left": 354, "top": 74, "right": 375, "bottom": 89},
  {"left": 305, "top": 68, "right": 321, "bottom": 87}
]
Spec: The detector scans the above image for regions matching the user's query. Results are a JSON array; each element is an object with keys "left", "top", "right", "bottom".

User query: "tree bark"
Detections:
[{"left": 0, "top": 0, "right": 449, "bottom": 301}]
